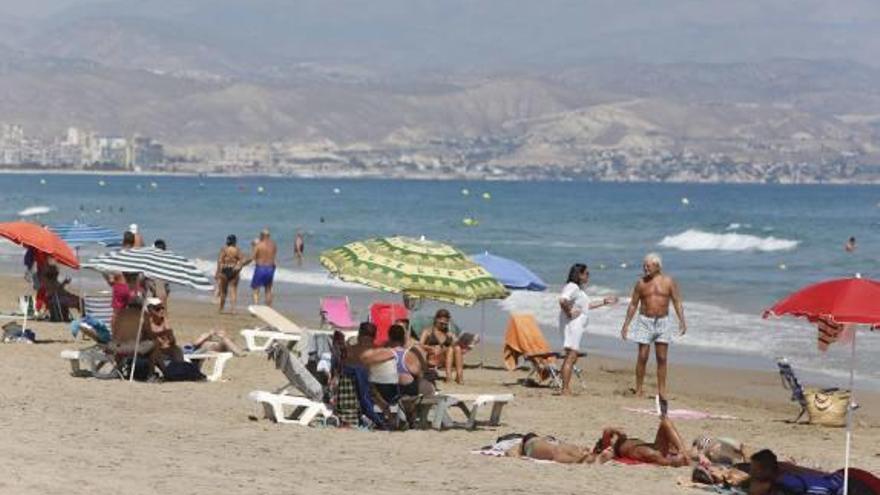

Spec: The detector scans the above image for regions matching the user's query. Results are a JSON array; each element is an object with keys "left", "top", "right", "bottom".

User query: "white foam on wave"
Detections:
[
  {"left": 659, "top": 229, "right": 798, "bottom": 252},
  {"left": 193, "top": 258, "right": 372, "bottom": 291},
  {"left": 499, "top": 289, "right": 880, "bottom": 388},
  {"left": 17, "top": 205, "right": 54, "bottom": 217}
]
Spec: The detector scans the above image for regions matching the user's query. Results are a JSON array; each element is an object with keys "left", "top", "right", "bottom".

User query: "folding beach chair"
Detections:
[
  {"left": 776, "top": 357, "right": 847, "bottom": 424},
  {"left": 320, "top": 296, "right": 357, "bottom": 330},
  {"left": 368, "top": 302, "right": 408, "bottom": 346},
  {"left": 502, "top": 313, "right": 586, "bottom": 392},
  {"left": 242, "top": 305, "right": 356, "bottom": 352}
]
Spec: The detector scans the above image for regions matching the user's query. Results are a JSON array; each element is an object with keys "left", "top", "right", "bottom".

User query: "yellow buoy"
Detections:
[
  {"left": 681, "top": 197, "right": 690, "bottom": 205},
  {"left": 482, "top": 192, "right": 491, "bottom": 200}
]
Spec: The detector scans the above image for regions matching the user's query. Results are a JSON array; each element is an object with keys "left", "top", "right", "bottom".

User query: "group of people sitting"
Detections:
[
  {"left": 491, "top": 416, "right": 876, "bottom": 494},
  {"left": 332, "top": 309, "right": 477, "bottom": 428},
  {"left": 73, "top": 269, "right": 243, "bottom": 380}
]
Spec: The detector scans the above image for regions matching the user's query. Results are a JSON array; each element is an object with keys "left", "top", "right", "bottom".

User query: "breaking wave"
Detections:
[{"left": 658, "top": 229, "right": 798, "bottom": 252}]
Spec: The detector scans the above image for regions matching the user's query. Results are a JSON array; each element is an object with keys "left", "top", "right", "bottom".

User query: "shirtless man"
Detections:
[
  {"left": 621, "top": 252, "right": 686, "bottom": 403},
  {"left": 595, "top": 417, "right": 690, "bottom": 467},
  {"left": 244, "top": 228, "right": 277, "bottom": 306},
  {"left": 294, "top": 230, "right": 305, "bottom": 267}
]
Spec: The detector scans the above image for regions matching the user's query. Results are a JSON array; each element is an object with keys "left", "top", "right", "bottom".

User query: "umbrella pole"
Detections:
[
  {"left": 76, "top": 247, "right": 84, "bottom": 316},
  {"left": 129, "top": 299, "right": 147, "bottom": 383},
  {"left": 479, "top": 301, "right": 485, "bottom": 367},
  {"left": 843, "top": 328, "right": 857, "bottom": 495}
]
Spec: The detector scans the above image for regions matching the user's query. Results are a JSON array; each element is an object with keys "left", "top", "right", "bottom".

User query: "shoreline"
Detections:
[{"left": 4, "top": 168, "right": 880, "bottom": 185}]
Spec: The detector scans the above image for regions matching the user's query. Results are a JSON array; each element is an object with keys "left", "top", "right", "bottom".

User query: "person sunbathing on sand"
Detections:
[
  {"left": 506, "top": 433, "right": 615, "bottom": 464},
  {"left": 593, "top": 417, "right": 690, "bottom": 467}
]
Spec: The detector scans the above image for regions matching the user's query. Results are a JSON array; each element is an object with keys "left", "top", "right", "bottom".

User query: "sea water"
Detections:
[{"left": 1, "top": 173, "right": 878, "bottom": 388}]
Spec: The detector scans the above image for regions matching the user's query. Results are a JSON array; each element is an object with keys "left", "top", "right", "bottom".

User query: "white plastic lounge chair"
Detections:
[
  {"left": 248, "top": 342, "right": 337, "bottom": 426},
  {"left": 241, "top": 305, "right": 355, "bottom": 352},
  {"left": 240, "top": 305, "right": 305, "bottom": 351},
  {"left": 184, "top": 351, "right": 234, "bottom": 382},
  {"left": 415, "top": 393, "right": 514, "bottom": 431}
]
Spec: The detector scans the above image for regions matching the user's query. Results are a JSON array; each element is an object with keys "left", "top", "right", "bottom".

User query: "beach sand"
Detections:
[{"left": 1, "top": 275, "right": 878, "bottom": 495}]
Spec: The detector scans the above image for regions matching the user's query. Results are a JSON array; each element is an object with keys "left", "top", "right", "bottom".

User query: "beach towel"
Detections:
[
  {"left": 817, "top": 319, "right": 855, "bottom": 352},
  {"left": 623, "top": 407, "right": 738, "bottom": 421},
  {"left": 503, "top": 314, "right": 553, "bottom": 371},
  {"left": 342, "top": 365, "right": 386, "bottom": 429},
  {"left": 335, "top": 373, "right": 360, "bottom": 426},
  {"left": 70, "top": 315, "right": 111, "bottom": 344}
]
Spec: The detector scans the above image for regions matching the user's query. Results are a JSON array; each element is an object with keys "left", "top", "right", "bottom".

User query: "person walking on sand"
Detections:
[
  {"left": 620, "top": 253, "right": 686, "bottom": 407},
  {"left": 243, "top": 228, "right": 277, "bottom": 306},
  {"left": 558, "top": 263, "right": 617, "bottom": 395},
  {"left": 294, "top": 230, "right": 305, "bottom": 267},
  {"left": 216, "top": 234, "right": 245, "bottom": 314}
]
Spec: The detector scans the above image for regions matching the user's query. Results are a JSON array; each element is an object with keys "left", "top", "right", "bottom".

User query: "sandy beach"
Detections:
[{"left": 1, "top": 274, "right": 878, "bottom": 495}]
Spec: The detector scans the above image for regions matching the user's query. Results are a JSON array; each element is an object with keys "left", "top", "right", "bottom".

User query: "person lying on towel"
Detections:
[
  {"left": 592, "top": 417, "right": 691, "bottom": 467},
  {"left": 501, "top": 433, "right": 614, "bottom": 464},
  {"left": 695, "top": 449, "right": 878, "bottom": 495}
]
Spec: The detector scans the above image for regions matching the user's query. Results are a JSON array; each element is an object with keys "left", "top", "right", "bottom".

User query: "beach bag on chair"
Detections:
[{"left": 805, "top": 388, "right": 850, "bottom": 427}]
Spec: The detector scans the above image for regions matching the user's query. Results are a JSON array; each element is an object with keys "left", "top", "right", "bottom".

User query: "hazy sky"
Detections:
[{"left": 2, "top": 0, "right": 879, "bottom": 68}]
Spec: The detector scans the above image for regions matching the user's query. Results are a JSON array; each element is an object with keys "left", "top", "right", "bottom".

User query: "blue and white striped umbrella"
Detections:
[
  {"left": 49, "top": 222, "right": 121, "bottom": 248},
  {"left": 83, "top": 247, "right": 213, "bottom": 291}
]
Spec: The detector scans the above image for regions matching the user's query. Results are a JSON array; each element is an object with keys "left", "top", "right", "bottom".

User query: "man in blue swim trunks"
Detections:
[{"left": 245, "top": 228, "right": 277, "bottom": 306}]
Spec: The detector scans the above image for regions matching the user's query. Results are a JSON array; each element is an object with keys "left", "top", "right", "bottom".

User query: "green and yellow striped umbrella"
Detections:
[{"left": 320, "top": 236, "right": 509, "bottom": 306}]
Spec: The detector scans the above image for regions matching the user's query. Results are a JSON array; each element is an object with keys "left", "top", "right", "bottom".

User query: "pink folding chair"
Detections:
[{"left": 320, "top": 296, "right": 357, "bottom": 329}]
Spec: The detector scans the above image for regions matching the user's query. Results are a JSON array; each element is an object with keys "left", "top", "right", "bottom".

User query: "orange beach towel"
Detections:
[{"left": 502, "top": 314, "right": 553, "bottom": 370}]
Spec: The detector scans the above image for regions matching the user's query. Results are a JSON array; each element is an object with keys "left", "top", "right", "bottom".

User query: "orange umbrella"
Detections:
[{"left": 0, "top": 221, "right": 79, "bottom": 268}]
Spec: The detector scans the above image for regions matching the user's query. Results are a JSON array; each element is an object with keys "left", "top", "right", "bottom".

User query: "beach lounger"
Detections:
[
  {"left": 248, "top": 342, "right": 338, "bottom": 427},
  {"left": 184, "top": 351, "right": 233, "bottom": 382},
  {"left": 320, "top": 296, "right": 357, "bottom": 330},
  {"left": 240, "top": 305, "right": 305, "bottom": 351},
  {"left": 241, "top": 305, "right": 356, "bottom": 352},
  {"left": 414, "top": 393, "right": 514, "bottom": 431}
]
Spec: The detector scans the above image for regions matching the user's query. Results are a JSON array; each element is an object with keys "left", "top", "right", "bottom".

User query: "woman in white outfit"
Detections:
[{"left": 558, "top": 263, "right": 617, "bottom": 395}]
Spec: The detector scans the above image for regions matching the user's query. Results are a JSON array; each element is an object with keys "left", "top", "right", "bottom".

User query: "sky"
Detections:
[{"left": 1, "top": 0, "right": 879, "bottom": 68}]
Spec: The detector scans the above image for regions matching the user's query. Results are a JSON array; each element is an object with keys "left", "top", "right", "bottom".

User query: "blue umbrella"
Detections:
[
  {"left": 470, "top": 251, "right": 546, "bottom": 366},
  {"left": 49, "top": 222, "right": 121, "bottom": 248},
  {"left": 470, "top": 251, "right": 547, "bottom": 291}
]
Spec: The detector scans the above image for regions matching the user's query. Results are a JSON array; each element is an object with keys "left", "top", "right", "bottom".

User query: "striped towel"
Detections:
[
  {"left": 817, "top": 319, "right": 854, "bottom": 352},
  {"left": 84, "top": 294, "right": 114, "bottom": 326}
]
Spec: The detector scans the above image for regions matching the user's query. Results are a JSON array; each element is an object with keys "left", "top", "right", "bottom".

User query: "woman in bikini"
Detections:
[
  {"left": 216, "top": 234, "right": 244, "bottom": 314},
  {"left": 507, "top": 433, "right": 614, "bottom": 464},
  {"left": 419, "top": 309, "right": 465, "bottom": 384},
  {"left": 593, "top": 417, "right": 691, "bottom": 467}
]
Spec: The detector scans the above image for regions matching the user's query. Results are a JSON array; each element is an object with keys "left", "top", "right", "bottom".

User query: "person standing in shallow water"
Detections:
[
  {"left": 620, "top": 253, "right": 686, "bottom": 409},
  {"left": 294, "top": 230, "right": 305, "bottom": 267},
  {"left": 557, "top": 263, "right": 617, "bottom": 395},
  {"left": 845, "top": 236, "right": 856, "bottom": 253}
]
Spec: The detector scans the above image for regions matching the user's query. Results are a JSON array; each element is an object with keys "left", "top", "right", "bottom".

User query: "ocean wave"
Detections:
[
  {"left": 658, "top": 229, "right": 798, "bottom": 252},
  {"left": 17, "top": 205, "right": 54, "bottom": 217},
  {"left": 192, "top": 258, "right": 371, "bottom": 291}
]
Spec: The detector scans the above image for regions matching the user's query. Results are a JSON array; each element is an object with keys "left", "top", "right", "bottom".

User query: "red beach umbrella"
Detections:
[
  {"left": 0, "top": 221, "right": 79, "bottom": 269},
  {"left": 764, "top": 276, "right": 880, "bottom": 494},
  {"left": 764, "top": 277, "right": 880, "bottom": 326}
]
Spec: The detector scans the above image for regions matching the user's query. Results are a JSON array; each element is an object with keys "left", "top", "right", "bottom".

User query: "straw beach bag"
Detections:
[{"left": 805, "top": 388, "right": 850, "bottom": 427}]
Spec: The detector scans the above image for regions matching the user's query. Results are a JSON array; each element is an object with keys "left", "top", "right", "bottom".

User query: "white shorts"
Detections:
[
  {"left": 631, "top": 315, "right": 673, "bottom": 345},
  {"left": 561, "top": 317, "right": 588, "bottom": 351}
]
